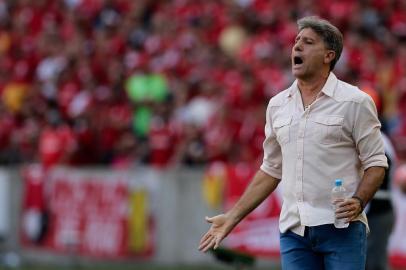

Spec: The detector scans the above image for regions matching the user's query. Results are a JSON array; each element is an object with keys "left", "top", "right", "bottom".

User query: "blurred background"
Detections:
[{"left": 0, "top": 0, "right": 405, "bottom": 269}]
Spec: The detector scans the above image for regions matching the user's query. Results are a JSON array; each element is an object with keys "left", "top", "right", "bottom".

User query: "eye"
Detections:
[{"left": 303, "top": 38, "right": 314, "bottom": 44}]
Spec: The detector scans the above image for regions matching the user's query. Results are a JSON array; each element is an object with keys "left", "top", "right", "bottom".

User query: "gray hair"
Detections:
[{"left": 297, "top": 16, "right": 343, "bottom": 71}]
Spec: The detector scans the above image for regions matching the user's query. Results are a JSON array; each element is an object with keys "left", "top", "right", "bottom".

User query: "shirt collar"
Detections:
[
  {"left": 287, "top": 72, "right": 338, "bottom": 99},
  {"left": 320, "top": 72, "right": 337, "bottom": 98}
]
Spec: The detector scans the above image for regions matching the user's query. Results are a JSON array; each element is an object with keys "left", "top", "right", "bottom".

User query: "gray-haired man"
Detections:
[{"left": 199, "top": 16, "right": 387, "bottom": 270}]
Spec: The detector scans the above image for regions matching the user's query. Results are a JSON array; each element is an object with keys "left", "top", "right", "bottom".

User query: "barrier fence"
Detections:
[{"left": 0, "top": 164, "right": 405, "bottom": 267}]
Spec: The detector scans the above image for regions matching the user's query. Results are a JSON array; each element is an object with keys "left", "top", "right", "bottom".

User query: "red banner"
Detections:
[{"left": 21, "top": 165, "right": 155, "bottom": 259}]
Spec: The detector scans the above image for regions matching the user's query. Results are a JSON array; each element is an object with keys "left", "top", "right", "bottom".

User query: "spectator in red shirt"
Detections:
[
  {"left": 38, "top": 111, "right": 76, "bottom": 169},
  {"left": 147, "top": 95, "right": 182, "bottom": 168}
]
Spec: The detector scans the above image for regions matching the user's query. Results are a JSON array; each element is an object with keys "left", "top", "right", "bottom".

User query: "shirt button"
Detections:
[{"left": 298, "top": 198, "right": 303, "bottom": 202}]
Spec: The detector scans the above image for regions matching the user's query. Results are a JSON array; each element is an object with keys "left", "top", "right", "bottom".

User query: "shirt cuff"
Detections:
[
  {"left": 362, "top": 154, "right": 388, "bottom": 170},
  {"left": 260, "top": 163, "right": 282, "bottom": 180}
]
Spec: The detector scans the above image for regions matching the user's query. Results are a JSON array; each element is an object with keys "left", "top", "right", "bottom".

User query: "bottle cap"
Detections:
[{"left": 335, "top": 179, "right": 342, "bottom": 186}]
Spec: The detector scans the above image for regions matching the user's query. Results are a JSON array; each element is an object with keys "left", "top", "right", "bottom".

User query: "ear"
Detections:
[{"left": 324, "top": 50, "right": 336, "bottom": 65}]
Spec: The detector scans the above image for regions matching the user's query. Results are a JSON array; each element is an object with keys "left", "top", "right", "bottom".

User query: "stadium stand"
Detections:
[{"left": 0, "top": 0, "right": 404, "bottom": 168}]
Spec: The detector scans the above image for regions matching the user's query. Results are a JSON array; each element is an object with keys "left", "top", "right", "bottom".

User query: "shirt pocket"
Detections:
[
  {"left": 310, "top": 115, "right": 344, "bottom": 145},
  {"left": 273, "top": 116, "right": 292, "bottom": 146}
]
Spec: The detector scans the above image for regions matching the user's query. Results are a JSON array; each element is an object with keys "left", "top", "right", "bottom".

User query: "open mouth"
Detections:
[{"left": 294, "top": 56, "right": 303, "bottom": 65}]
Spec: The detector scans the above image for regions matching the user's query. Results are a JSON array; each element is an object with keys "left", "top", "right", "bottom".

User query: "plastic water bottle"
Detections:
[{"left": 331, "top": 179, "right": 349, "bottom": 228}]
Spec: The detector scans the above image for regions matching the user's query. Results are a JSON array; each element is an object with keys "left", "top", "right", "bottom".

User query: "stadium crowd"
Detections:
[{"left": 0, "top": 0, "right": 405, "bottom": 169}]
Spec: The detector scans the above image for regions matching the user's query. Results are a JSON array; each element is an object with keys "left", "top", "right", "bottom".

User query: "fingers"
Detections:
[
  {"left": 336, "top": 199, "right": 361, "bottom": 212},
  {"left": 335, "top": 199, "right": 362, "bottom": 222},
  {"left": 199, "top": 233, "right": 221, "bottom": 252},
  {"left": 213, "top": 235, "right": 223, "bottom": 250},
  {"left": 336, "top": 199, "right": 354, "bottom": 208},
  {"left": 198, "top": 234, "right": 215, "bottom": 252},
  {"left": 205, "top": 216, "right": 213, "bottom": 223},
  {"left": 199, "top": 231, "right": 211, "bottom": 247},
  {"left": 199, "top": 215, "right": 226, "bottom": 252},
  {"left": 199, "top": 227, "right": 224, "bottom": 252}
]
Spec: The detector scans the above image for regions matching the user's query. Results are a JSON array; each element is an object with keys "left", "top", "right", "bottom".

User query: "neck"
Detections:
[{"left": 297, "top": 72, "right": 330, "bottom": 95}]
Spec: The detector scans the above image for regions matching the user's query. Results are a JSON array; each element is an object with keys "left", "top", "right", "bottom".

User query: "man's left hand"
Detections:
[{"left": 335, "top": 198, "right": 363, "bottom": 222}]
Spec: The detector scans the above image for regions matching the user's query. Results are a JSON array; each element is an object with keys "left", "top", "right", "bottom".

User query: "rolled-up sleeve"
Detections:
[
  {"left": 353, "top": 95, "right": 388, "bottom": 170},
  {"left": 260, "top": 102, "right": 283, "bottom": 179}
]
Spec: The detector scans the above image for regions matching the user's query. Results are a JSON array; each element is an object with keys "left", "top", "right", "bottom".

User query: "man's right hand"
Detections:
[
  {"left": 198, "top": 170, "right": 280, "bottom": 253},
  {"left": 198, "top": 214, "right": 235, "bottom": 252}
]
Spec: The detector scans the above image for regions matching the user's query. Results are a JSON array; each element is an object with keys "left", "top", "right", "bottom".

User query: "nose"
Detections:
[{"left": 293, "top": 41, "right": 303, "bottom": 52}]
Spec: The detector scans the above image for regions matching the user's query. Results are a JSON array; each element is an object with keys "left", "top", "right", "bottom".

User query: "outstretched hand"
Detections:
[
  {"left": 198, "top": 171, "right": 278, "bottom": 252},
  {"left": 198, "top": 214, "right": 235, "bottom": 252}
]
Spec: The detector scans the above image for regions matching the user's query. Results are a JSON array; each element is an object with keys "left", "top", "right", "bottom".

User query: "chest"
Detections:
[{"left": 272, "top": 98, "right": 354, "bottom": 146}]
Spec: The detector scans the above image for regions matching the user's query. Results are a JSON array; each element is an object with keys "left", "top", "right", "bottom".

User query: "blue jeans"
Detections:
[{"left": 280, "top": 222, "right": 367, "bottom": 270}]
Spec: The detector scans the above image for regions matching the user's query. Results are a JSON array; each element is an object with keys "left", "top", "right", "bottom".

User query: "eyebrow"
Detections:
[{"left": 295, "top": 36, "right": 316, "bottom": 42}]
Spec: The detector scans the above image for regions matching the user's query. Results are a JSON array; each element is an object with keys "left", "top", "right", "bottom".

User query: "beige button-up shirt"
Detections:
[{"left": 260, "top": 72, "right": 388, "bottom": 236}]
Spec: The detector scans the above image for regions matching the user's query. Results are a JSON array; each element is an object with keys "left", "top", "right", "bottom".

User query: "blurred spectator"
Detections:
[
  {"left": 38, "top": 110, "right": 76, "bottom": 169},
  {"left": 125, "top": 70, "right": 169, "bottom": 139},
  {"left": 110, "top": 128, "right": 137, "bottom": 169},
  {"left": 147, "top": 95, "right": 182, "bottom": 168},
  {"left": 395, "top": 163, "right": 406, "bottom": 194},
  {"left": 204, "top": 105, "right": 236, "bottom": 163},
  {"left": 179, "top": 122, "right": 207, "bottom": 166}
]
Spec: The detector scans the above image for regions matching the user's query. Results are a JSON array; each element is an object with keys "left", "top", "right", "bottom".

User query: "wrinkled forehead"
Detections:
[{"left": 295, "top": 28, "right": 322, "bottom": 41}]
